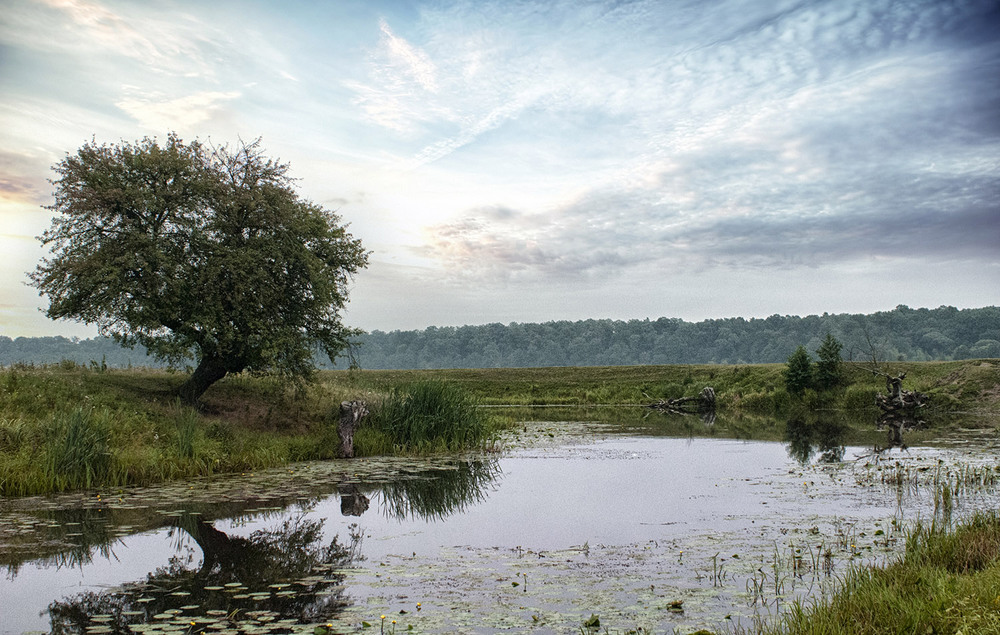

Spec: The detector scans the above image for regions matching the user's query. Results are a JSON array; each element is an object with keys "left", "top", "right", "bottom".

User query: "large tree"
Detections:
[{"left": 31, "top": 134, "right": 369, "bottom": 403}]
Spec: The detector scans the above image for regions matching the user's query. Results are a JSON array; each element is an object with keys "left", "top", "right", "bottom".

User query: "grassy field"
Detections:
[
  {"left": 328, "top": 359, "right": 1000, "bottom": 413},
  {"left": 1, "top": 358, "right": 997, "bottom": 496}
]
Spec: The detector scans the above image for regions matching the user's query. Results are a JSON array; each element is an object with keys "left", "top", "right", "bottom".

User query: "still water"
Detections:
[{"left": 2, "top": 417, "right": 998, "bottom": 634}]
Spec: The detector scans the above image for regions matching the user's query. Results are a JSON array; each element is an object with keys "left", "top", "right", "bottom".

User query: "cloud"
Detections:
[
  {"left": 6, "top": 0, "right": 223, "bottom": 80},
  {"left": 346, "top": 18, "right": 446, "bottom": 133},
  {"left": 116, "top": 90, "right": 241, "bottom": 131},
  {"left": 378, "top": 18, "right": 438, "bottom": 92}
]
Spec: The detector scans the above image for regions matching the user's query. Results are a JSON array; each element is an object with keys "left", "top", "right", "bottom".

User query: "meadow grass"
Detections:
[
  {"left": 0, "top": 363, "right": 354, "bottom": 496},
  {"left": 322, "top": 359, "right": 999, "bottom": 414},
  {"left": 747, "top": 511, "right": 1000, "bottom": 635}
]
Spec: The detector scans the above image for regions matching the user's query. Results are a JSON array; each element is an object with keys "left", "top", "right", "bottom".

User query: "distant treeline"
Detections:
[{"left": 5, "top": 305, "right": 997, "bottom": 370}]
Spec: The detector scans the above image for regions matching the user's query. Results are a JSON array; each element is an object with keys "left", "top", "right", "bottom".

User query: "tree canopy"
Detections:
[
  {"left": 30, "top": 134, "right": 368, "bottom": 403},
  {"left": 5, "top": 306, "right": 998, "bottom": 371}
]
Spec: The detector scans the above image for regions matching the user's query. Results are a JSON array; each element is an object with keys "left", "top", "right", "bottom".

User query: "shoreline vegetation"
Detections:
[
  {"left": 1, "top": 359, "right": 998, "bottom": 634},
  {"left": 742, "top": 511, "right": 1000, "bottom": 635}
]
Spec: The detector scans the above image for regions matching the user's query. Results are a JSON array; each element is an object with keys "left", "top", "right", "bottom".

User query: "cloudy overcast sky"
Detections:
[{"left": 1, "top": 0, "right": 998, "bottom": 338}]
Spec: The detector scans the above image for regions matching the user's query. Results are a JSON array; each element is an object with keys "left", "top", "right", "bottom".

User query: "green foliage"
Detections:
[
  {"left": 325, "top": 305, "right": 999, "bottom": 369},
  {"left": 29, "top": 134, "right": 368, "bottom": 403},
  {"left": 0, "top": 366, "right": 351, "bottom": 496},
  {"left": 843, "top": 384, "right": 878, "bottom": 411},
  {"left": 814, "top": 333, "right": 844, "bottom": 390},
  {"left": 364, "top": 381, "right": 496, "bottom": 452},
  {"left": 173, "top": 404, "right": 200, "bottom": 460},
  {"left": 784, "top": 346, "right": 813, "bottom": 396}
]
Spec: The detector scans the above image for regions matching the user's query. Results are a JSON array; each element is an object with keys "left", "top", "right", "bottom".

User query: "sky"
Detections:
[{"left": 1, "top": 0, "right": 998, "bottom": 338}]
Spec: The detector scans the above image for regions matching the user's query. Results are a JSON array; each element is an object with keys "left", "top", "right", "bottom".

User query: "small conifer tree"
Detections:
[
  {"left": 784, "top": 345, "right": 813, "bottom": 396},
  {"left": 814, "top": 333, "right": 844, "bottom": 390}
]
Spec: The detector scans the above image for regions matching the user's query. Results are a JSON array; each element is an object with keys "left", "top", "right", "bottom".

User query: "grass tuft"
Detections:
[{"left": 45, "top": 407, "right": 112, "bottom": 491}]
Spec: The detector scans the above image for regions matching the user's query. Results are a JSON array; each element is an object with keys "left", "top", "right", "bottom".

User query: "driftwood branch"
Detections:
[
  {"left": 338, "top": 400, "right": 368, "bottom": 458},
  {"left": 647, "top": 386, "right": 716, "bottom": 416}
]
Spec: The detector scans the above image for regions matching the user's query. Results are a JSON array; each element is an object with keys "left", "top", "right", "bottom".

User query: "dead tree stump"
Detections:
[
  {"left": 871, "top": 371, "right": 927, "bottom": 450},
  {"left": 338, "top": 400, "right": 368, "bottom": 458}
]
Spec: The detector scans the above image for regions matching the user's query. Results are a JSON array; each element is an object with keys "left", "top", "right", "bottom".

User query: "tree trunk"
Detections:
[
  {"left": 178, "top": 355, "right": 230, "bottom": 406},
  {"left": 338, "top": 400, "right": 368, "bottom": 458}
]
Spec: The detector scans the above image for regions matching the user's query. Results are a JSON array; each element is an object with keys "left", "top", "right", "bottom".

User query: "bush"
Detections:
[{"left": 843, "top": 384, "right": 878, "bottom": 411}]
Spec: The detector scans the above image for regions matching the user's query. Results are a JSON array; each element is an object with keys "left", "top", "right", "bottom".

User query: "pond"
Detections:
[{"left": 2, "top": 410, "right": 999, "bottom": 634}]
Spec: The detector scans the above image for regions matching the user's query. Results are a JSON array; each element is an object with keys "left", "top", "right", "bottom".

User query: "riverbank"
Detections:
[{"left": 1, "top": 359, "right": 997, "bottom": 496}]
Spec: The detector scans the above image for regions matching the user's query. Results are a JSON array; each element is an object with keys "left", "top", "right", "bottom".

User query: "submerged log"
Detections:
[{"left": 338, "top": 400, "right": 369, "bottom": 458}]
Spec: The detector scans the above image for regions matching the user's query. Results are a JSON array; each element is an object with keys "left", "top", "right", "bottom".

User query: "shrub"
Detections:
[
  {"left": 843, "top": 384, "right": 879, "bottom": 411},
  {"left": 814, "top": 333, "right": 844, "bottom": 391}
]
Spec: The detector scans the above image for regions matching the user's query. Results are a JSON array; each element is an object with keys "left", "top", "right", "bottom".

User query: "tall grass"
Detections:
[
  {"left": 747, "top": 511, "right": 1000, "bottom": 634},
  {"left": 44, "top": 407, "right": 112, "bottom": 491},
  {"left": 361, "top": 380, "right": 497, "bottom": 453},
  {"left": 0, "top": 366, "right": 348, "bottom": 496}
]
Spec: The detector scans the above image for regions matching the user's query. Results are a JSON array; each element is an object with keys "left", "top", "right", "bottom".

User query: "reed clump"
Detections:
[{"left": 359, "top": 380, "right": 499, "bottom": 454}]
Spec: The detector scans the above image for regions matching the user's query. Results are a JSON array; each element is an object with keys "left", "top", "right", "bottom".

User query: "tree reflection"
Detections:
[
  {"left": 785, "top": 415, "right": 847, "bottom": 465},
  {"left": 45, "top": 515, "right": 359, "bottom": 634},
  {"left": 377, "top": 457, "right": 501, "bottom": 521}
]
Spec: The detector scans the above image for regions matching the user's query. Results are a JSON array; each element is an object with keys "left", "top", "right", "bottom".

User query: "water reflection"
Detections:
[
  {"left": 46, "top": 516, "right": 357, "bottom": 634},
  {"left": 784, "top": 415, "right": 848, "bottom": 465},
  {"left": 378, "top": 458, "right": 501, "bottom": 521},
  {"left": 337, "top": 457, "right": 502, "bottom": 521},
  {"left": 1, "top": 456, "right": 502, "bottom": 633}
]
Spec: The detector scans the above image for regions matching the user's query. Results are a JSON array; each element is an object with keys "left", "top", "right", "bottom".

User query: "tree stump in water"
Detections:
[
  {"left": 338, "top": 400, "right": 368, "bottom": 458},
  {"left": 871, "top": 371, "right": 926, "bottom": 450}
]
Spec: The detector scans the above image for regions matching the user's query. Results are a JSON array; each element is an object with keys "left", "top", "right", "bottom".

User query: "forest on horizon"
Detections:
[{"left": 2, "top": 305, "right": 998, "bottom": 371}]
